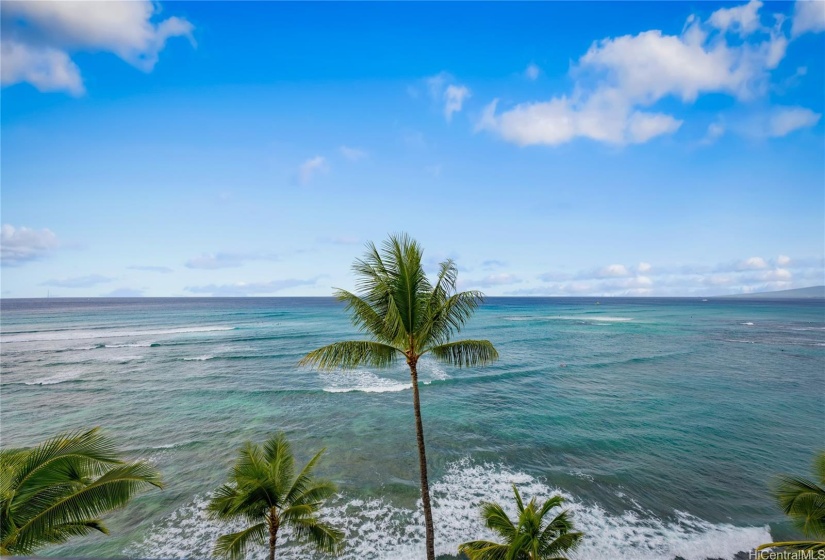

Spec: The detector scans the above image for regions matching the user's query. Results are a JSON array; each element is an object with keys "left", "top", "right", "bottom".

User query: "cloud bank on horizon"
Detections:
[{"left": 1, "top": 1, "right": 822, "bottom": 297}]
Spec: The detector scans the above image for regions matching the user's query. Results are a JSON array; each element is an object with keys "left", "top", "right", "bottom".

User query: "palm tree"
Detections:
[
  {"left": 758, "top": 451, "right": 825, "bottom": 552},
  {"left": 207, "top": 432, "right": 343, "bottom": 560},
  {"left": 300, "top": 233, "right": 499, "bottom": 560},
  {"left": 0, "top": 427, "right": 163, "bottom": 556},
  {"left": 458, "top": 484, "right": 584, "bottom": 560}
]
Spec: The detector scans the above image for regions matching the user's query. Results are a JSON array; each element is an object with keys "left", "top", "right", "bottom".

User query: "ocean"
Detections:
[{"left": 1, "top": 297, "right": 823, "bottom": 560}]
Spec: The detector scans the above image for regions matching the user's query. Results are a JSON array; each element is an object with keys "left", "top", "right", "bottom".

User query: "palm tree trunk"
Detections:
[
  {"left": 408, "top": 359, "right": 436, "bottom": 560},
  {"left": 268, "top": 511, "right": 279, "bottom": 560}
]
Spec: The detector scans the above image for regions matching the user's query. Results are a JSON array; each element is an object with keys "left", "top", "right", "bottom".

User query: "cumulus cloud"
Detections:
[
  {"left": 1, "top": 224, "right": 60, "bottom": 265},
  {"left": 477, "top": 1, "right": 805, "bottom": 146},
  {"left": 185, "top": 252, "right": 278, "bottom": 270},
  {"left": 1, "top": 1, "right": 194, "bottom": 94},
  {"left": 792, "top": 0, "right": 825, "bottom": 37},
  {"left": 525, "top": 63, "right": 541, "bottom": 80},
  {"left": 128, "top": 265, "right": 173, "bottom": 273},
  {"left": 297, "top": 156, "right": 328, "bottom": 185},
  {"left": 777, "top": 255, "right": 791, "bottom": 266},
  {"left": 339, "top": 146, "right": 367, "bottom": 161},
  {"left": 42, "top": 274, "right": 113, "bottom": 288},
  {"left": 425, "top": 72, "right": 471, "bottom": 122},
  {"left": 184, "top": 278, "right": 319, "bottom": 296}
]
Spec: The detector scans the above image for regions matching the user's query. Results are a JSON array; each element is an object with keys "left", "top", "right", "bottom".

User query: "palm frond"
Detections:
[
  {"left": 757, "top": 540, "right": 825, "bottom": 552},
  {"left": 213, "top": 522, "right": 267, "bottom": 560},
  {"left": 284, "top": 448, "right": 325, "bottom": 505},
  {"left": 300, "top": 341, "right": 401, "bottom": 370},
  {"left": 457, "top": 539, "right": 510, "bottom": 560},
  {"left": 428, "top": 339, "right": 499, "bottom": 368},
  {"left": 334, "top": 289, "right": 396, "bottom": 342},
  {"left": 480, "top": 502, "right": 517, "bottom": 541},
  {"left": 291, "top": 516, "right": 344, "bottom": 554}
]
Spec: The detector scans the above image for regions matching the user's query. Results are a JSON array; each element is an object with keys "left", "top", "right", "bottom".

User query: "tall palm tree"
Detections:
[
  {"left": 458, "top": 484, "right": 584, "bottom": 560},
  {"left": 0, "top": 427, "right": 163, "bottom": 556},
  {"left": 758, "top": 451, "right": 825, "bottom": 552},
  {"left": 207, "top": 432, "right": 343, "bottom": 560},
  {"left": 300, "top": 233, "right": 499, "bottom": 560}
]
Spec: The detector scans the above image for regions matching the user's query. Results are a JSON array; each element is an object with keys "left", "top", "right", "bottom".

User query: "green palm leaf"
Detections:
[
  {"left": 299, "top": 341, "right": 401, "bottom": 370},
  {"left": 760, "top": 451, "right": 825, "bottom": 552},
  {"left": 0, "top": 428, "right": 162, "bottom": 556},
  {"left": 208, "top": 432, "right": 342, "bottom": 559},
  {"left": 459, "top": 485, "right": 584, "bottom": 560},
  {"left": 428, "top": 340, "right": 499, "bottom": 368}
]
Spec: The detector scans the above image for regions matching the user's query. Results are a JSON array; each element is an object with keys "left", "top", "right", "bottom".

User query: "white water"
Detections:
[{"left": 126, "top": 460, "right": 767, "bottom": 560}]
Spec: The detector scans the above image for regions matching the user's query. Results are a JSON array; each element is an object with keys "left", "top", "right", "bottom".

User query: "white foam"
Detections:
[
  {"left": 183, "top": 355, "right": 215, "bottom": 361},
  {"left": 321, "top": 370, "right": 410, "bottom": 393},
  {"left": 125, "top": 460, "right": 767, "bottom": 560},
  {"left": 24, "top": 371, "right": 83, "bottom": 385},
  {"left": 105, "top": 342, "right": 154, "bottom": 348},
  {"left": 551, "top": 315, "right": 634, "bottom": 323},
  {"left": 1, "top": 326, "right": 234, "bottom": 343},
  {"left": 741, "top": 322, "right": 754, "bottom": 326}
]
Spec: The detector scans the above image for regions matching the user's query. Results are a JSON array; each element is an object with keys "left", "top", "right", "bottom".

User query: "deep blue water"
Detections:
[{"left": 1, "top": 297, "right": 823, "bottom": 559}]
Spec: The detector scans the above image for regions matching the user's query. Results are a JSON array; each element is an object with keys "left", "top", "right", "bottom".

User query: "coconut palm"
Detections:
[
  {"left": 300, "top": 233, "right": 498, "bottom": 560},
  {"left": 458, "top": 484, "right": 584, "bottom": 560},
  {"left": 207, "top": 432, "right": 343, "bottom": 560},
  {"left": 0, "top": 427, "right": 163, "bottom": 556},
  {"left": 758, "top": 451, "right": 825, "bottom": 552}
]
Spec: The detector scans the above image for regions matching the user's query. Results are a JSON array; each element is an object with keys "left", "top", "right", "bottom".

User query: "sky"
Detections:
[{"left": 1, "top": 1, "right": 824, "bottom": 298}]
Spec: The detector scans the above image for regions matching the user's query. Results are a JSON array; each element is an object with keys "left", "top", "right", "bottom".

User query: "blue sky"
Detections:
[{"left": 1, "top": 1, "right": 823, "bottom": 297}]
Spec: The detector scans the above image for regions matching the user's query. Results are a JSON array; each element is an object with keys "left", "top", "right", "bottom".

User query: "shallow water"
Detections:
[{"left": 2, "top": 297, "right": 823, "bottom": 559}]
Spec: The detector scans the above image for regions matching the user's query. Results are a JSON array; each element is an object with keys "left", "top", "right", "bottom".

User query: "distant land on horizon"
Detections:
[{"left": 716, "top": 286, "right": 825, "bottom": 299}]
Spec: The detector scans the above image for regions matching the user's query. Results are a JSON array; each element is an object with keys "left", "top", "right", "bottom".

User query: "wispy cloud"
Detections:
[
  {"left": 425, "top": 72, "right": 471, "bottom": 122},
  {"left": 524, "top": 63, "right": 541, "bottom": 80},
  {"left": 127, "top": 265, "right": 173, "bottom": 273},
  {"left": 464, "top": 273, "right": 522, "bottom": 288},
  {"left": 1, "top": 1, "right": 194, "bottom": 95},
  {"left": 42, "top": 274, "right": 113, "bottom": 288},
  {"left": 339, "top": 146, "right": 367, "bottom": 161},
  {"left": 1, "top": 224, "right": 60, "bottom": 266},
  {"left": 185, "top": 252, "right": 278, "bottom": 270},
  {"left": 184, "top": 277, "right": 320, "bottom": 296},
  {"left": 297, "top": 156, "right": 328, "bottom": 185}
]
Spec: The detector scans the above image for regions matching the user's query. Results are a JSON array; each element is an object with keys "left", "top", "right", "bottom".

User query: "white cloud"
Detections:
[
  {"left": 792, "top": 0, "right": 825, "bottom": 37},
  {"left": 127, "top": 265, "right": 173, "bottom": 273},
  {"left": 709, "top": 0, "right": 764, "bottom": 36},
  {"left": 596, "top": 264, "right": 631, "bottom": 278},
  {"left": 467, "top": 273, "right": 522, "bottom": 288},
  {"left": 1, "top": 224, "right": 60, "bottom": 265},
  {"left": 298, "top": 156, "right": 328, "bottom": 185},
  {"left": 768, "top": 106, "right": 822, "bottom": 137},
  {"left": 444, "top": 84, "right": 470, "bottom": 122},
  {"left": 777, "top": 255, "right": 791, "bottom": 266},
  {"left": 702, "top": 121, "right": 726, "bottom": 144},
  {"left": 1, "top": 1, "right": 193, "bottom": 94},
  {"left": 525, "top": 63, "right": 541, "bottom": 80},
  {"left": 0, "top": 41, "right": 84, "bottom": 95},
  {"left": 42, "top": 274, "right": 113, "bottom": 288},
  {"left": 339, "top": 146, "right": 367, "bottom": 161},
  {"left": 185, "top": 252, "right": 278, "bottom": 270},
  {"left": 478, "top": 2, "right": 794, "bottom": 147},
  {"left": 737, "top": 256, "right": 770, "bottom": 270},
  {"left": 637, "top": 262, "right": 652, "bottom": 273},
  {"left": 185, "top": 278, "right": 319, "bottom": 296},
  {"left": 425, "top": 72, "right": 471, "bottom": 122}
]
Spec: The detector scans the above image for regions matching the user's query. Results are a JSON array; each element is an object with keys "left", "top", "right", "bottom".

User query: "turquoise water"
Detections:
[{"left": 1, "top": 297, "right": 823, "bottom": 560}]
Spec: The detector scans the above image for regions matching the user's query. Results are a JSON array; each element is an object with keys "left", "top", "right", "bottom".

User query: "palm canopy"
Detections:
[
  {"left": 458, "top": 485, "right": 584, "bottom": 560},
  {"left": 300, "top": 233, "right": 498, "bottom": 370},
  {"left": 758, "top": 451, "right": 825, "bottom": 552},
  {"left": 0, "top": 427, "right": 163, "bottom": 556},
  {"left": 207, "top": 432, "right": 343, "bottom": 560}
]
